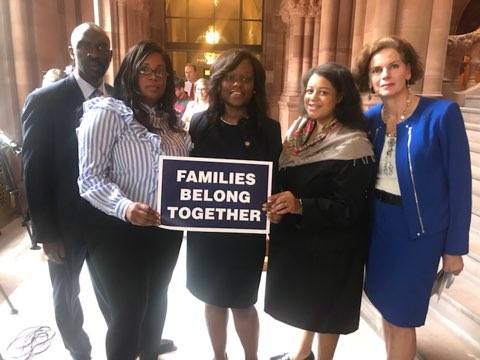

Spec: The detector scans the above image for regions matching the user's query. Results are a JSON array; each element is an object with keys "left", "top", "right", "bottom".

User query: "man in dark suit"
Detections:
[{"left": 21, "top": 22, "right": 112, "bottom": 360}]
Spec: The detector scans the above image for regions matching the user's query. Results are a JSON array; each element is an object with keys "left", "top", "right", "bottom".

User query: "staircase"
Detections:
[{"left": 360, "top": 94, "right": 480, "bottom": 360}]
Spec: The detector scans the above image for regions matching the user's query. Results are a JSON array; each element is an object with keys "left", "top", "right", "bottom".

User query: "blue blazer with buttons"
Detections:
[{"left": 366, "top": 97, "right": 471, "bottom": 255}]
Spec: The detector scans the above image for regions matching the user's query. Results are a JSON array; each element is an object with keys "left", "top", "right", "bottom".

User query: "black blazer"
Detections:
[
  {"left": 189, "top": 111, "right": 283, "bottom": 194},
  {"left": 189, "top": 111, "right": 282, "bottom": 162},
  {"left": 21, "top": 74, "right": 112, "bottom": 244}
]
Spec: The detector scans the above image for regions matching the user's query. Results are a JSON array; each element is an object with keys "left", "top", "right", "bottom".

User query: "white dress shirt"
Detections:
[{"left": 73, "top": 68, "right": 107, "bottom": 99}]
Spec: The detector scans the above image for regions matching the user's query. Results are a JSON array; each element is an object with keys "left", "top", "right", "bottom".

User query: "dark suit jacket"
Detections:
[{"left": 21, "top": 74, "right": 112, "bottom": 244}]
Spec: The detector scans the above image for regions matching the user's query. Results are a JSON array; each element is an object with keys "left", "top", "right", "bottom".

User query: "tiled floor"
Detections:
[{"left": 0, "top": 219, "right": 386, "bottom": 360}]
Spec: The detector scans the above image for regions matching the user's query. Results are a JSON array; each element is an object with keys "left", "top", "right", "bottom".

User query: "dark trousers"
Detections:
[
  {"left": 85, "top": 214, "right": 182, "bottom": 360},
  {"left": 48, "top": 239, "right": 110, "bottom": 360}
]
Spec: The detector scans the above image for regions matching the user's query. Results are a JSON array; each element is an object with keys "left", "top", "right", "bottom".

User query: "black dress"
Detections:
[
  {"left": 265, "top": 158, "right": 374, "bottom": 333},
  {"left": 187, "top": 111, "right": 282, "bottom": 308}
]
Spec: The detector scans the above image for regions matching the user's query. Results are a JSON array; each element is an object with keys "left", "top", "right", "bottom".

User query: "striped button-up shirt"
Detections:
[{"left": 77, "top": 97, "right": 192, "bottom": 221}]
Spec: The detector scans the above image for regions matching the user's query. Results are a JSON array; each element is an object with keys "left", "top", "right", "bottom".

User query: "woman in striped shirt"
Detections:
[{"left": 77, "top": 41, "right": 191, "bottom": 360}]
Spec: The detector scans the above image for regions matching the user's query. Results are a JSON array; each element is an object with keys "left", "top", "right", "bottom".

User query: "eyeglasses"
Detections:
[
  {"left": 138, "top": 65, "right": 168, "bottom": 80},
  {"left": 77, "top": 41, "right": 110, "bottom": 54},
  {"left": 223, "top": 74, "right": 253, "bottom": 84},
  {"left": 196, "top": 87, "right": 208, "bottom": 92}
]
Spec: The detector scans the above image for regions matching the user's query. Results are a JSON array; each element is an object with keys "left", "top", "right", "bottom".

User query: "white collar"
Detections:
[{"left": 73, "top": 68, "right": 107, "bottom": 100}]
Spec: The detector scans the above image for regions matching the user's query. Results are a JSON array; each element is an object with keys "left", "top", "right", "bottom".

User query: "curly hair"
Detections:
[
  {"left": 353, "top": 36, "right": 424, "bottom": 92},
  {"left": 113, "top": 41, "right": 181, "bottom": 132},
  {"left": 302, "top": 63, "right": 367, "bottom": 131},
  {"left": 206, "top": 48, "right": 268, "bottom": 125}
]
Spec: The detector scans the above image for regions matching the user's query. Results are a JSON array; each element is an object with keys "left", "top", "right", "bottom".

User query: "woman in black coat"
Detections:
[
  {"left": 187, "top": 49, "right": 282, "bottom": 360},
  {"left": 265, "top": 63, "right": 375, "bottom": 360}
]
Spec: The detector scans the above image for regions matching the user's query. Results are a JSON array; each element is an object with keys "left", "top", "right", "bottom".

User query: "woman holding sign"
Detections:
[
  {"left": 77, "top": 41, "right": 190, "bottom": 360},
  {"left": 264, "top": 63, "right": 375, "bottom": 360},
  {"left": 187, "top": 49, "right": 282, "bottom": 360}
]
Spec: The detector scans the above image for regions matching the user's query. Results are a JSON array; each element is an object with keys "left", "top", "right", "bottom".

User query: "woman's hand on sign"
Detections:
[
  {"left": 126, "top": 202, "right": 160, "bottom": 226},
  {"left": 263, "top": 199, "right": 282, "bottom": 223},
  {"left": 266, "top": 191, "right": 302, "bottom": 215},
  {"left": 267, "top": 212, "right": 283, "bottom": 224}
]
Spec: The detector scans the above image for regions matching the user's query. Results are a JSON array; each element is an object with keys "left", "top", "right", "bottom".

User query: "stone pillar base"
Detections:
[{"left": 278, "top": 95, "right": 302, "bottom": 136}]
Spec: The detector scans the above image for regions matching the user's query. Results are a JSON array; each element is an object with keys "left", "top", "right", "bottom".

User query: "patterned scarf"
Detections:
[
  {"left": 279, "top": 115, "right": 374, "bottom": 169},
  {"left": 285, "top": 117, "right": 339, "bottom": 156}
]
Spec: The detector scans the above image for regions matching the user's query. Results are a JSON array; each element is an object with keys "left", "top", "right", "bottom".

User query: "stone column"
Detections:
[
  {"left": 423, "top": 0, "right": 454, "bottom": 96},
  {"left": 95, "top": 0, "right": 116, "bottom": 83},
  {"left": 262, "top": 0, "right": 286, "bottom": 121},
  {"left": 335, "top": 0, "right": 353, "bottom": 66},
  {"left": 278, "top": 0, "right": 308, "bottom": 134},
  {"left": 301, "top": 14, "right": 314, "bottom": 77},
  {"left": 302, "top": 0, "right": 321, "bottom": 72},
  {"left": 311, "top": 1, "right": 321, "bottom": 67},
  {"left": 350, "top": 0, "right": 367, "bottom": 68},
  {"left": 116, "top": 0, "right": 128, "bottom": 59},
  {"left": 370, "top": 0, "right": 398, "bottom": 43},
  {"left": 8, "top": 0, "right": 37, "bottom": 106},
  {"left": 396, "top": 0, "right": 434, "bottom": 92},
  {"left": 0, "top": 0, "right": 21, "bottom": 140},
  {"left": 317, "top": 0, "right": 340, "bottom": 64}
]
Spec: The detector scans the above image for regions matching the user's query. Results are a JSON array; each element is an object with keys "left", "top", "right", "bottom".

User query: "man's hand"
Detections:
[
  {"left": 442, "top": 254, "right": 464, "bottom": 275},
  {"left": 43, "top": 242, "right": 66, "bottom": 264},
  {"left": 126, "top": 202, "right": 160, "bottom": 226}
]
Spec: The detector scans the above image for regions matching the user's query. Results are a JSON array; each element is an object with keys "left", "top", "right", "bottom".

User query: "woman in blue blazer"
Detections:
[{"left": 354, "top": 36, "right": 471, "bottom": 359}]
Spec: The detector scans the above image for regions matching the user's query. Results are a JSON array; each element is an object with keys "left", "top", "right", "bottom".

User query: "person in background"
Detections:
[
  {"left": 187, "top": 49, "right": 282, "bottom": 360},
  {"left": 184, "top": 62, "right": 199, "bottom": 99},
  {"left": 77, "top": 41, "right": 190, "bottom": 360},
  {"left": 65, "top": 63, "right": 75, "bottom": 76},
  {"left": 182, "top": 77, "right": 210, "bottom": 130},
  {"left": 41, "top": 68, "right": 66, "bottom": 87},
  {"left": 354, "top": 36, "right": 471, "bottom": 360},
  {"left": 174, "top": 76, "right": 189, "bottom": 119},
  {"left": 22, "top": 22, "right": 112, "bottom": 360},
  {"left": 264, "top": 63, "right": 374, "bottom": 360}
]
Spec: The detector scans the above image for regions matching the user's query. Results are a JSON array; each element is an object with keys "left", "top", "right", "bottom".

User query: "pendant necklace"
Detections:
[{"left": 382, "top": 92, "right": 411, "bottom": 176}]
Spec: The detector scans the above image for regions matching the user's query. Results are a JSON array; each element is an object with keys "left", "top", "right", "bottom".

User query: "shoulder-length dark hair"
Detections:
[
  {"left": 113, "top": 41, "right": 180, "bottom": 131},
  {"left": 206, "top": 49, "right": 268, "bottom": 124},
  {"left": 301, "top": 63, "right": 367, "bottom": 131},
  {"left": 354, "top": 36, "right": 424, "bottom": 92}
]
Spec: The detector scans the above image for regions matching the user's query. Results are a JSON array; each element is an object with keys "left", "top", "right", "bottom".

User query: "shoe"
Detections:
[
  {"left": 270, "top": 351, "right": 314, "bottom": 360},
  {"left": 157, "top": 339, "right": 177, "bottom": 355}
]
